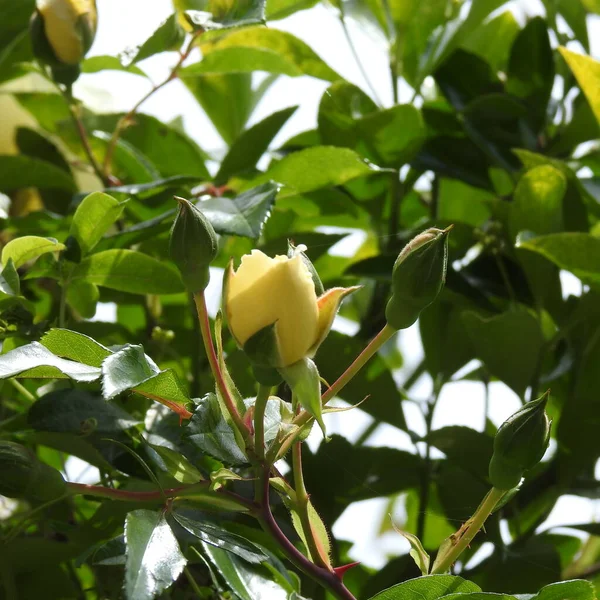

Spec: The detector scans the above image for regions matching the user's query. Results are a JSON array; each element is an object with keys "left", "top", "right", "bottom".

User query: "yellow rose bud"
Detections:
[
  {"left": 224, "top": 249, "right": 357, "bottom": 368},
  {"left": 34, "top": 0, "right": 97, "bottom": 66}
]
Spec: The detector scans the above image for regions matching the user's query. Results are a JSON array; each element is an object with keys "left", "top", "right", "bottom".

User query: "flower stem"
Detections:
[
  {"left": 254, "top": 384, "right": 272, "bottom": 461},
  {"left": 292, "top": 441, "right": 331, "bottom": 568},
  {"left": 284, "top": 324, "right": 396, "bottom": 443},
  {"left": 255, "top": 467, "right": 357, "bottom": 600},
  {"left": 430, "top": 487, "right": 506, "bottom": 574},
  {"left": 193, "top": 291, "right": 249, "bottom": 441}
]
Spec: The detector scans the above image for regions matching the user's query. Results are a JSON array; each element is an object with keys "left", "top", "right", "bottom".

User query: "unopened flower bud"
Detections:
[
  {"left": 385, "top": 227, "right": 450, "bottom": 330},
  {"left": 0, "top": 441, "right": 66, "bottom": 503},
  {"left": 30, "top": 0, "right": 97, "bottom": 85},
  {"left": 489, "top": 391, "right": 551, "bottom": 490},
  {"left": 169, "top": 197, "right": 218, "bottom": 293}
]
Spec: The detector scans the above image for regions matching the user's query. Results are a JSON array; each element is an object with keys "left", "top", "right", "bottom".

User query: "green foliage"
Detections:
[{"left": 2, "top": 2, "right": 600, "bottom": 599}]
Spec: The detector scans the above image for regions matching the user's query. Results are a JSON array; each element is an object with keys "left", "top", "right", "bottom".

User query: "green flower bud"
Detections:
[
  {"left": 385, "top": 227, "right": 451, "bottom": 330},
  {"left": 489, "top": 391, "right": 551, "bottom": 490},
  {"left": 169, "top": 197, "right": 218, "bottom": 293},
  {"left": 0, "top": 441, "right": 66, "bottom": 503}
]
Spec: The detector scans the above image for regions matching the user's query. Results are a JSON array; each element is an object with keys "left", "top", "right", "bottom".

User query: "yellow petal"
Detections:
[
  {"left": 225, "top": 250, "right": 319, "bottom": 367},
  {"left": 308, "top": 286, "right": 361, "bottom": 356},
  {"left": 38, "top": 0, "right": 96, "bottom": 64}
]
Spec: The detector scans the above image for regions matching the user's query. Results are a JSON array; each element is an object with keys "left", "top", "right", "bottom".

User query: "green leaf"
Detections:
[
  {"left": 0, "top": 342, "right": 101, "bottom": 382},
  {"left": 125, "top": 510, "right": 186, "bottom": 600},
  {"left": 66, "top": 279, "right": 100, "bottom": 318},
  {"left": 199, "top": 182, "right": 278, "bottom": 238},
  {"left": 200, "top": 542, "right": 289, "bottom": 600},
  {"left": 101, "top": 345, "right": 191, "bottom": 417},
  {"left": 279, "top": 357, "right": 326, "bottom": 437},
  {"left": 533, "top": 580, "right": 595, "bottom": 600},
  {"left": 184, "top": 0, "right": 266, "bottom": 30},
  {"left": 559, "top": 47, "right": 600, "bottom": 125},
  {"left": 0, "top": 155, "right": 77, "bottom": 192},
  {"left": 215, "top": 106, "right": 298, "bottom": 184},
  {"left": 391, "top": 529, "right": 430, "bottom": 576},
  {"left": 192, "top": 26, "right": 341, "bottom": 81},
  {"left": 172, "top": 511, "right": 268, "bottom": 563},
  {"left": 184, "top": 393, "right": 249, "bottom": 465},
  {"left": 1, "top": 236, "right": 65, "bottom": 269},
  {"left": 81, "top": 55, "right": 147, "bottom": 77},
  {"left": 426, "top": 426, "right": 494, "bottom": 480},
  {"left": 129, "top": 14, "right": 185, "bottom": 64},
  {"left": 71, "top": 249, "right": 184, "bottom": 295},
  {"left": 265, "top": 0, "right": 318, "bottom": 20},
  {"left": 148, "top": 444, "right": 203, "bottom": 484},
  {"left": 0, "top": 258, "right": 19, "bottom": 296},
  {"left": 506, "top": 17, "right": 554, "bottom": 130},
  {"left": 70, "top": 192, "right": 126, "bottom": 256},
  {"left": 181, "top": 72, "right": 256, "bottom": 144},
  {"left": 254, "top": 146, "right": 376, "bottom": 196},
  {"left": 82, "top": 113, "right": 210, "bottom": 180},
  {"left": 462, "top": 308, "right": 546, "bottom": 397},
  {"left": 356, "top": 105, "right": 426, "bottom": 167},
  {"left": 517, "top": 233, "right": 600, "bottom": 287},
  {"left": 40, "top": 328, "right": 112, "bottom": 367},
  {"left": 15, "top": 127, "right": 74, "bottom": 214},
  {"left": 509, "top": 166, "right": 567, "bottom": 240},
  {"left": 28, "top": 389, "right": 139, "bottom": 434},
  {"left": 366, "top": 575, "right": 480, "bottom": 600}
]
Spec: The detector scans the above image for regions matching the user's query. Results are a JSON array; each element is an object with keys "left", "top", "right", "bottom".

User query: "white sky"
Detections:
[{"left": 67, "top": 0, "right": 600, "bottom": 570}]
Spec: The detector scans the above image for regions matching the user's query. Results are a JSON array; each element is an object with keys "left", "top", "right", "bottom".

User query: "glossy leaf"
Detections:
[
  {"left": 172, "top": 511, "right": 267, "bottom": 563},
  {"left": 517, "top": 233, "right": 600, "bottom": 287},
  {"left": 191, "top": 27, "right": 340, "bottom": 81},
  {"left": 0, "top": 342, "right": 101, "bottom": 382},
  {"left": 367, "top": 575, "right": 480, "bottom": 600},
  {"left": 184, "top": 0, "right": 266, "bottom": 29},
  {"left": 71, "top": 249, "right": 184, "bottom": 295},
  {"left": 184, "top": 393, "right": 248, "bottom": 465},
  {"left": 199, "top": 182, "right": 278, "bottom": 238},
  {"left": 70, "top": 192, "right": 125, "bottom": 256},
  {"left": 125, "top": 510, "right": 186, "bottom": 600},
  {"left": 215, "top": 106, "right": 298, "bottom": 184},
  {"left": 1, "top": 235, "right": 65, "bottom": 268},
  {"left": 559, "top": 47, "right": 600, "bottom": 125}
]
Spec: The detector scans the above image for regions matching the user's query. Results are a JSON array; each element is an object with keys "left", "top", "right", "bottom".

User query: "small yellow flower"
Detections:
[
  {"left": 224, "top": 249, "right": 356, "bottom": 368},
  {"left": 36, "top": 0, "right": 97, "bottom": 65}
]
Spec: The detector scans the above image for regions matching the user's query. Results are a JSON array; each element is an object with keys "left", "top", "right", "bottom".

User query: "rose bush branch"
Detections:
[{"left": 102, "top": 31, "right": 201, "bottom": 178}]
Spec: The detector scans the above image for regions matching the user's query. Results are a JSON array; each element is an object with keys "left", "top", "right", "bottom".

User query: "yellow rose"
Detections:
[
  {"left": 36, "top": 0, "right": 97, "bottom": 65},
  {"left": 224, "top": 249, "right": 356, "bottom": 368}
]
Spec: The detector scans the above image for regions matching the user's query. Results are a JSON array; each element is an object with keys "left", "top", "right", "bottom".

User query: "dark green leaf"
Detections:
[
  {"left": 199, "top": 182, "right": 278, "bottom": 238},
  {"left": 462, "top": 307, "right": 546, "bottom": 397},
  {"left": 28, "top": 389, "right": 139, "bottom": 434},
  {"left": 128, "top": 14, "right": 185, "bottom": 64},
  {"left": 533, "top": 580, "right": 595, "bottom": 600},
  {"left": 172, "top": 511, "right": 267, "bottom": 563},
  {"left": 0, "top": 155, "right": 76, "bottom": 192},
  {"left": 184, "top": 393, "right": 248, "bottom": 465},
  {"left": 215, "top": 106, "right": 298, "bottom": 184},
  {"left": 184, "top": 0, "right": 266, "bottom": 30},
  {"left": 125, "top": 509, "right": 186, "bottom": 600}
]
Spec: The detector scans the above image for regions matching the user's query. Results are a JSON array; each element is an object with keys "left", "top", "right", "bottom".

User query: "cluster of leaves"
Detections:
[{"left": 1, "top": 0, "right": 600, "bottom": 599}]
